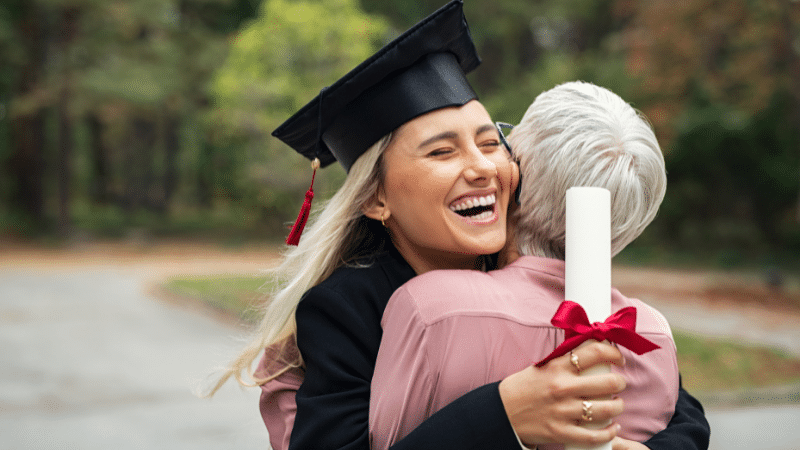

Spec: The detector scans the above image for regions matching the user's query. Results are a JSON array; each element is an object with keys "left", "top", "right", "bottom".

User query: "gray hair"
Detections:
[{"left": 508, "top": 81, "right": 666, "bottom": 259}]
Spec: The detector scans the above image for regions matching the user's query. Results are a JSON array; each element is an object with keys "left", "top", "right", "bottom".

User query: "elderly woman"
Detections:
[
  {"left": 370, "top": 81, "right": 700, "bottom": 450},
  {"left": 211, "top": 2, "right": 710, "bottom": 450}
]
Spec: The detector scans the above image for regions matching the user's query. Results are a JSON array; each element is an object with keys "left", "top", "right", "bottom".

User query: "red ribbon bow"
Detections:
[{"left": 534, "top": 300, "right": 660, "bottom": 367}]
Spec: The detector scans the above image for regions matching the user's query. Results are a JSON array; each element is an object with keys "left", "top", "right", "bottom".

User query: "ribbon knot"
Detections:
[{"left": 534, "top": 300, "right": 660, "bottom": 367}]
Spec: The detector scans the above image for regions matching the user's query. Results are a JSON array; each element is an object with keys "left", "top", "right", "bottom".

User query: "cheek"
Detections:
[
  {"left": 384, "top": 174, "right": 429, "bottom": 221},
  {"left": 493, "top": 159, "right": 517, "bottom": 193},
  {"left": 396, "top": 169, "right": 449, "bottom": 198}
]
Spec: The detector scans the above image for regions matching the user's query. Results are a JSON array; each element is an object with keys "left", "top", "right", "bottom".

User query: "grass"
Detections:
[
  {"left": 162, "top": 274, "right": 800, "bottom": 395},
  {"left": 162, "top": 275, "right": 275, "bottom": 324},
  {"left": 674, "top": 332, "right": 800, "bottom": 393}
]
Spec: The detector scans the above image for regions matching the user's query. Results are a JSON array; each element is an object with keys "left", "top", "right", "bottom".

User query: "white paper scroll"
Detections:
[{"left": 565, "top": 187, "right": 612, "bottom": 450}]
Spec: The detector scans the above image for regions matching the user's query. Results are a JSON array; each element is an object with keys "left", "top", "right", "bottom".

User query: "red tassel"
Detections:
[{"left": 286, "top": 158, "right": 320, "bottom": 245}]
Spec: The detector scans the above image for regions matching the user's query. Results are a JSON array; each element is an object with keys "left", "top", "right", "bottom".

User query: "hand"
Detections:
[
  {"left": 498, "top": 341, "right": 626, "bottom": 448},
  {"left": 612, "top": 436, "right": 650, "bottom": 450}
]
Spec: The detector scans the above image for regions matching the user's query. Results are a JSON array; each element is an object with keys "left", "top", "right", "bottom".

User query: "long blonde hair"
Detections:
[{"left": 206, "top": 134, "right": 392, "bottom": 396}]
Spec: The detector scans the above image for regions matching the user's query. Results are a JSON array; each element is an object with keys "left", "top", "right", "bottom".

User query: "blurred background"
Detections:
[
  {"left": 1, "top": 0, "right": 799, "bottom": 270},
  {"left": 2, "top": 2, "right": 800, "bottom": 448}
]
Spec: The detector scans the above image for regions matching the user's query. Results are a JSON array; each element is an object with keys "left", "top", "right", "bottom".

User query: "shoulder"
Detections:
[
  {"left": 294, "top": 252, "right": 415, "bottom": 377},
  {"left": 407, "top": 268, "right": 492, "bottom": 289},
  {"left": 613, "top": 289, "right": 673, "bottom": 338},
  {"left": 390, "top": 269, "right": 503, "bottom": 324},
  {"left": 299, "top": 251, "right": 415, "bottom": 324}
]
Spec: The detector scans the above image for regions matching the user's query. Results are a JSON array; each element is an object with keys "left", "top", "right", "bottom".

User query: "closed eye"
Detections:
[
  {"left": 479, "top": 140, "right": 502, "bottom": 151},
  {"left": 427, "top": 148, "right": 454, "bottom": 157}
]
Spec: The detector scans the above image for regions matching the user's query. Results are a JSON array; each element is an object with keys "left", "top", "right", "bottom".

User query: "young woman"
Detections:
[{"left": 211, "top": 2, "right": 710, "bottom": 450}]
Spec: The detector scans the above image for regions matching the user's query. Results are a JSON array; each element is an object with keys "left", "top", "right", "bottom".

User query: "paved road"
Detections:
[
  {"left": 645, "top": 298, "right": 800, "bottom": 450},
  {"left": 0, "top": 264, "right": 269, "bottom": 449},
  {"left": 706, "top": 405, "right": 800, "bottom": 450},
  {"left": 648, "top": 298, "right": 800, "bottom": 359},
  {"left": 1, "top": 258, "right": 798, "bottom": 449}
]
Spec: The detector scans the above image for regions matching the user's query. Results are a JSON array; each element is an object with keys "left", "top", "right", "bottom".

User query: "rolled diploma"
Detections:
[{"left": 565, "top": 187, "right": 612, "bottom": 450}]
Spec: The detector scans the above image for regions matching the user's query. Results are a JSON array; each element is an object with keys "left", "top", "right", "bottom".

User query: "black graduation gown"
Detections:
[{"left": 289, "top": 247, "right": 710, "bottom": 450}]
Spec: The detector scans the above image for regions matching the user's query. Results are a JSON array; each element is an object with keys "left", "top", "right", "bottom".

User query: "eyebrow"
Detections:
[
  {"left": 417, "top": 124, "right": 498, "bottom": 149},
  {"left": 476, "top": 123, "right": 498, "bottom": 136}
]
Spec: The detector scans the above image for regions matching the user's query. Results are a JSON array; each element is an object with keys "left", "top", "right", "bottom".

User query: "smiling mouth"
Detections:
[{"left": 449, "top": 194, "right": 496, "bottom": 220}]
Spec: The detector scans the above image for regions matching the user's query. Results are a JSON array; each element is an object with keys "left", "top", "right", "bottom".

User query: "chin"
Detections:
[{"left": 466, "top": 236, "right": 505, "bottom": 256}]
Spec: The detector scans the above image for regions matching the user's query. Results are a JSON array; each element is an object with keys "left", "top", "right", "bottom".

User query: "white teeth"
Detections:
[{"left": 449, "top": 194, "right": 497, "bottom": 212}]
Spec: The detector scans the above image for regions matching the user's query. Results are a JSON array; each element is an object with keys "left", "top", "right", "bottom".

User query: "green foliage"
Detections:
[
  {"left": 1, "top": 0, "right": 798, "bottom": 261},
  {"left": 656, "top": 90, "right": 800, "bottom": 253},
  {"left": 674, "top": 330, "right": 800, "bottom": 393},
  {"left": 209, "top": 0, "right": 388, "bottom": 139},
  {"left": 0, "top": 0, "right": 262, "bottom": 237},
  {"left": 205, "top": 0, "right": 387, "bottom": 223}
]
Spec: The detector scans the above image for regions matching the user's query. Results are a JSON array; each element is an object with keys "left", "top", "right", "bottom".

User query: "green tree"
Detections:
[
  {"left": 1, "top": 0, "right": 259, "bottom": 237},
  {"left": 206, "top": 0, "right": 388, "bottom": 227},
  {"left": 623, "top": 0, "right": 800, "bottom": 254},
  {"left": 1, "top": 1, "right": 48, "bottom": 230},
  {"left": 358, "top": 0, "right": 631, "bottom": 123}
]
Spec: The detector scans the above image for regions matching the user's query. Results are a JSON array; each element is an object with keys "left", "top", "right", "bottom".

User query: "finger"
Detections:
[
  {"left": 573, "top": 398, "right": 624, "bottom": 424},
  {"left": 572, "top": 341, "right": 625, "bottom": 370},
  {"left": 611, "top": 436, "right": 629, "bottom": 450},
  {"left": 560, "top": 422, "right": 621, "bottom": 447},
  {"left": 569, "top": 372, "right": 626, "bottom": 398}
]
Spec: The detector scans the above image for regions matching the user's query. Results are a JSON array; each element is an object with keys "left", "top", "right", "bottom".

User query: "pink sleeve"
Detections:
[
  {"left": 612, "top": 298, "right": 680, "bottom": 442},
  {"left": 256, "top": 342, "right": 304, "bottom": 450},
  {"left": 369, "top": 286, "right": 434, "bottom": 450}
]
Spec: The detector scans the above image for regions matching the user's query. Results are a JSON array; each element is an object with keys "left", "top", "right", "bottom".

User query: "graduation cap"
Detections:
[{"left": 273, "top": 0, "right": 481, "bottom": 244}]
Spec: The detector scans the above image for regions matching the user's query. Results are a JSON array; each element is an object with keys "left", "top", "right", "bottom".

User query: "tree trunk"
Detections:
[
  {"left": 777, "top": 4, "right": 800, "bottom": 224},
  {"left": 197, "top": 141, "right": 214, "bottom": 208},
  {"left": 8, "top": 114, "right": 46, "bottom": 224},
  {"left": 123, "top": 118, "right": 157, "bottom": 212},
  {"left": 87, "top": 114, "right": 109, "bottom": 203},
  {"left": 787, "top": 9, "right": 800, "bottom": 225},
  {"left": 54, "top": 7, "right": 81, "bottom": 238},
  {"left": 7, "top": 4, "right": 48, "bottom": 226},
  {"left": 56, "top": 90, "right": 73, "bottom": 238},
  {"left": 162, "top": 114, "right": 180, "bottom": 214}
]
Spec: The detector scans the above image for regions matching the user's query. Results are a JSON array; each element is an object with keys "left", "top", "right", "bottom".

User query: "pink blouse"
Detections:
[
  {"left": 369, "top": 256, "right": 679, "bottom": 450},
  {"left": 256, "top": 341, "right": 303, "bottom": 450}
]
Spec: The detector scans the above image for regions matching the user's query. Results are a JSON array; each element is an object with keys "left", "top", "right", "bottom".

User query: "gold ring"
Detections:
[
  {"left": 582, "top": 400, "right": 593, "bottom": 422},
  {"left": 570, "top": 351, "right": 582, "bottom": 373}
]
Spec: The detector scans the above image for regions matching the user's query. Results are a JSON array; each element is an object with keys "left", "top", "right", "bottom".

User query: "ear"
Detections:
[{"left": 362, "top": 190, "right": 389, "bottom": 222}]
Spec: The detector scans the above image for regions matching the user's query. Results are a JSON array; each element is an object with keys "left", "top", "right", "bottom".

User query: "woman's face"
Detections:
[{"left": 373, "top": 100, "right": 518, "bottom": 273}]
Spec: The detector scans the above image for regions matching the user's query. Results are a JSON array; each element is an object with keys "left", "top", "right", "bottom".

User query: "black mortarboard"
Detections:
[{"left": 272, "top": 0, "right": 480, "bottom": 172}]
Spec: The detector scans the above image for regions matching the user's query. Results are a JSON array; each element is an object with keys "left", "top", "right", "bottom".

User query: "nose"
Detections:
[{"left": 464, "top": 145, "right": 498, "bottom": 183}]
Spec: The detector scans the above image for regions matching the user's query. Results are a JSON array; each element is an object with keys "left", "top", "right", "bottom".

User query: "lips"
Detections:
[{"left": 449, "top": 193, "right": 497, "bottom": 220}]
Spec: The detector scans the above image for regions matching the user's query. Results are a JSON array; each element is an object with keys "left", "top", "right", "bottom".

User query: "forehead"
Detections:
[{"left": 392, "top": 100, "right": 493, "bottom": 142}]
